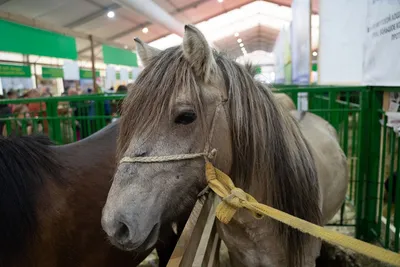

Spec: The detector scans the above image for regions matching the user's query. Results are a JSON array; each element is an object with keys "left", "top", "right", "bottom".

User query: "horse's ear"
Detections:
[
  {"left": 134, "top": 37, "right": 161, "bottom": 67},
  {"left": 182, "top": 24, "right": 216, "bottom": 81}
]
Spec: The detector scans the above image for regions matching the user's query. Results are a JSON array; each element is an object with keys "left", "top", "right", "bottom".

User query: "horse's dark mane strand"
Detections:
[{"left": 0, "top": 135, "right": 63, "bottom": 266}]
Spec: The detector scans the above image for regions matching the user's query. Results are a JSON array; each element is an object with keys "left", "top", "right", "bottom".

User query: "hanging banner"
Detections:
[
  {"left": 42, "top": 67, "right": 64, "bottom": 79},
  {"left": 79, "top": 69, "right": 100, "bottom": 79},
  {"left": 63, "top": 60, "right": 80, "bottom": 80},
  {"left": 120, "top": 68, "right": 129, "bottom": 83},
  {"left": 105, "top": 65, "right": 116, "bottom": 90},
  {"left": 1, "top": 77, "right": 33, "bottom": 90},
  {"left": 131, "top": 67, "right": 141, "bottom": 80},
  {"left": 319, "top": 0, "right": 366, "bottom": 85},
  {"left": 0, "top": 64, "right": 31, "bottom": 77},
  {"left": 291, "top": 0, "right": 311, "bottom": 84},
  {"left": 273, "top": 29, "right": 285, "bottom": 84},
  {"left": 363, "top": 0, "right": 400, "bottom": 86},
  {"left": 283, "top": 24, "right": 292, "bottom": 84}
]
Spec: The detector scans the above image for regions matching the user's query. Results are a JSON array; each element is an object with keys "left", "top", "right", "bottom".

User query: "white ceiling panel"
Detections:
[
  {"left": 0, "top": 0, "right": 66, "bottom": 18},
  {"left": 35, "top": 0, "right": 100, "bottom": 26}
]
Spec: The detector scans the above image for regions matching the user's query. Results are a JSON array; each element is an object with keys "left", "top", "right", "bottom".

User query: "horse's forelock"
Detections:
[{"left": 117, "top": 46, "right": 206, "bottom": 160}]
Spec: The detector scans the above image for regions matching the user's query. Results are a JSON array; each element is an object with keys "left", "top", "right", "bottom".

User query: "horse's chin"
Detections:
[{"left": 109, "top": 223, "right": 160, "bottom": 253}]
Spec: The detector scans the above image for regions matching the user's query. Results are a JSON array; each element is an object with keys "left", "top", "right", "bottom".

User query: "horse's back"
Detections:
[
  {"left": 292, "top": 111, "right": 348, "bottom": 224},
  {"left": 274, "top": 93, "right": 296, "bottom": 111}
]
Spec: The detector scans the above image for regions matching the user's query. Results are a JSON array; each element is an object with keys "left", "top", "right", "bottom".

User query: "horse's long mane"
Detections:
[
  {"left": 216, "top": 55, "right": 322, "bottom": 267},
  {"left": 0, "top": 135, "right": 63, "bottom": 265},
  {"left": 119, "top": 47, "right": 322, "bottom": 267}
]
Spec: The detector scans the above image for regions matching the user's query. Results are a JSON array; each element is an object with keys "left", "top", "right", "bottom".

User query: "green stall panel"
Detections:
[
  {"left": 0, "top": 64, "right": 31, "bottom": 77},
  {"left": 102, "top": 44, "right": 138, "bottom": 67},
  {"left": 42, "top": 67, "right": 64, "bottom": 79},
  {"left": 80, "top": 69, "right": 100, "bottom": 79},
  {"left": 0, "top": 19, "right": 77, "bottom": 60}
]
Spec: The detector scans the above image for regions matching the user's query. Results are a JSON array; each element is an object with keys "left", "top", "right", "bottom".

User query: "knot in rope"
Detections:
[
  {"left": 206, "top": 148, "right": 218, "bottom": 160},
  {"left": 223, "top": 188, "right": 247, "bottom": 209},
  {"left": 205, "top": 162, "right": 263, "bottom": 224}
]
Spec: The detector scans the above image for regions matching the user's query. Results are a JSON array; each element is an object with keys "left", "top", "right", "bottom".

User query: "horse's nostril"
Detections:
[{"left": 115, "top": 222, "right": 130, "bottom": 244}]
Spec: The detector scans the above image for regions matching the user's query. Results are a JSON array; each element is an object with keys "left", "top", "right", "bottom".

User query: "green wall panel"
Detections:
[
  {"left": 0, "top": 64, "right": 31, "bottom": 77},
  {"left": 102, "top": 45, "right": 138, "bottom": 67},
  {"left": 0, "top": 19, "right": 78, "bottom": 60}
]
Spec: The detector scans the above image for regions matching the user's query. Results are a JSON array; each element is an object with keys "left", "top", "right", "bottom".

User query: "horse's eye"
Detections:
[{"left": 175, "top": 111, "right": 197, "bottom": 125}]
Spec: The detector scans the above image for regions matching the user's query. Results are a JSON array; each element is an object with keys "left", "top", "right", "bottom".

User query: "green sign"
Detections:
[
  {"left": 80, "top": 69, "right": 100, "bottom": 79},
  {"left": 0, "top": 19, "right": 78, "bottom": 60},
  {"left": 312, "top": 63, "right": 318, "bottom": 72},
  {"left": 0, "top": 64, "right": 31, "bottom": 77},
  {"left": 129, "top": 72, "right": 133, "bottom": 79},
  {"left": 116, "top": 72, "right": 120, "bottom": 80},
  {"left": 102, "top": 45, "right": 138, "bottom": 67},
  {"left": 42, "top": 67, "right": 64, "bottom": 79}
]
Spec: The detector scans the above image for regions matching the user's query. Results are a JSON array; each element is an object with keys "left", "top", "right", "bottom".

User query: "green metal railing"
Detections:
[
  {"left": 0, "top": 94, "right": 124, "bottom": 144},
  {"left": 2, "top": 87, "right": 400, "bottom": 253},
  {"left": 277, "top": 86, "right": 366, "bottom": 231},
  {"left": 276, "top": 86, "right": 400, "bottom": 253}
]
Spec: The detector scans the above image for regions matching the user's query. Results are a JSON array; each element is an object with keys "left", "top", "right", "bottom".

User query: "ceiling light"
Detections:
[
  {"left": 217, "top": 0, "right": 223, "bottom": 3},
  {"left": 107, "top": 11, "right": 115, "bottom": 18},
  {"left": 234, "top": 32, "right": 239, "bottom": 37},
  {"left": 237, "top": 38, "right": 242, "bottom": 43},
  {"left": 142, "top": 27, "right": 149, "bottom": 34},
  {"left": 239, "top": 43, "right": 244, "bottom": 47},
  {"left": 312, "top": 51, "right": 318, "bottom": 56}
]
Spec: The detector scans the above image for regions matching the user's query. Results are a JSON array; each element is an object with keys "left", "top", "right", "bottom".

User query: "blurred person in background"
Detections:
[
  {"left": 6, "top": 89, "right": 18, "bottom": 113},
  {"left": 0, "top": 95, "right": 12, "bottom": 136},
  {"left": 26, "top": 89, "right": 48, "bottom": 134}
]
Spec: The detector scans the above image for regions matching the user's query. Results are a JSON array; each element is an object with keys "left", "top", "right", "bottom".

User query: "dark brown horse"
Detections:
[{"left": 0, "top": 121, "right": 182, "bottom": 267}]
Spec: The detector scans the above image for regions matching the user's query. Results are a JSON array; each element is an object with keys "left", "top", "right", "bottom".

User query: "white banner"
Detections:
[
  {"left": 63, "top": 60, "right": 79, "bottom": 80},
  {"left": 363, "top": 0, "right": 400, "bottom": 86},
  {"left": 131, "top": 67, "right": 141, "bottom": 81},
  {"left": 319, "top": 0, "right": 367, "bottom": 84},
  {"left": 0, "top": 77, "right": 33, "bottom": 90},
  {"left": 120, "top": 68, "right": 129, "bottom": 83},
  {"left": 273, "top": 30, "right": 285, "bottom": 84},
  {"left": 291, "top": 0, "right": 311, "bottom": 85},
  {"left": 105, "top": 65, "right": 116, "bottom": 90}
]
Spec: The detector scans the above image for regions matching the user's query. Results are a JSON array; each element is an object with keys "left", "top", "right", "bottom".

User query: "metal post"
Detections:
[
  {"left": 33, "top": 63, "right": 39, "bottom": 90},
  {"left": 89, "top": 35, "right": 97, "bottom": 93}
]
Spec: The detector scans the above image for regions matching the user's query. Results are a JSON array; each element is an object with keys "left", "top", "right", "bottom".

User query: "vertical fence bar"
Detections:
[
  {"left": 365, "top": 88, "right": 383, "bottom": 242},
  {"left": 356, "top": 88, "right": 371, "bottom": 239}
]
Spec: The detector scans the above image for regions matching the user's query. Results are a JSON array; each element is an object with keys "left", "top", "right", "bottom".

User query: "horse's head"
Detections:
[{"left": 101, "top": 25, "right": 233, "bottom": 252}]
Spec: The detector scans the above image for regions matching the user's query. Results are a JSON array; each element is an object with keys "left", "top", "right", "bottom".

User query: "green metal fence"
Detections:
[
  {"left": 2, "top": 87, "right": 400, "bottom": 253},
  {"left": 277, "top": 86, "right": 366, "bottom": 232},
  {"left": 0, "top": 94, "right": 124, "bottom": 144},
  {"left": 276, "top": 86, "right": 400, "bottom": 253}
]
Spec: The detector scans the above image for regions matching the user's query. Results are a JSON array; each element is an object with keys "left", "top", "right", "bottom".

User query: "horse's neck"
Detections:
[
  {"left": 216, "top": 210, "right": 287, "bottom": 266},
  {"left": 56, "top": 122, "right": 118, "bottom": 169}
]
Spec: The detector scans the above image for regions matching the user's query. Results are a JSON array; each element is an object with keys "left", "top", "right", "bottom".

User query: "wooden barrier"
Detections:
[{"left": 167, "top": 193, "right": 221, "bottom": 267}]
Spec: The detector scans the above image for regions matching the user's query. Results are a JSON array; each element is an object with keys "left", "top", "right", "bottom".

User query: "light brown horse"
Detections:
[
  {"left": 0, "top": 121, "right": 181, "bottom": 267},
  {"left": 101, "top": 25, "right": 348, "bottom": 267}
]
